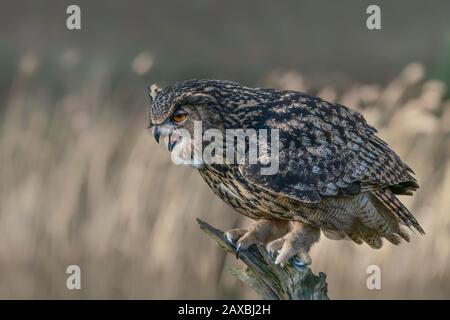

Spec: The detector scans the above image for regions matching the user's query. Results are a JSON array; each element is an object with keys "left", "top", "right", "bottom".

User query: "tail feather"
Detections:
[
  {"left": 389, "top": 180, "right": 419, "bottom": 195},
  {"left": 398, "top": 228, "right": 411, "bottom": 242},
  {"left": 371, "top": 188, "right": 425, "bottom": 235}
]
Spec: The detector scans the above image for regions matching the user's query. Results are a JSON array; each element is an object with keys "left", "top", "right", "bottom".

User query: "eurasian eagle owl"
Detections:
[{"left": 147, "top": 79, "right": 423, "bottom": 267}]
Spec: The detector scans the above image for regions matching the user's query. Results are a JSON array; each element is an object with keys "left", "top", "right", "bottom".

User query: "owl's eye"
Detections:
[{"left": 171, "top": 112, "right": 187, "bottom": 123}]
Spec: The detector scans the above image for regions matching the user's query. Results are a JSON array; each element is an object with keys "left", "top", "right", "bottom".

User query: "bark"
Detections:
[{"left": 197, "top": 218, "right": 329, "bottom": 300}]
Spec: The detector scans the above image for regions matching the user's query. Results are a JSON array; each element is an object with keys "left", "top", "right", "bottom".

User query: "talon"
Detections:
[
  {"left": 291, "top": 256, "right": 307, "bottom": 269},
  {"left": 267, "top": 250, "right": 277, "bottom": 261},
  {"left": 225, "top": 228, "right": 247, "bottom": 245},
  {"left": 226, "top": 233, "right": 235, "bottom": 245},
  {"left": 236, "top": 243, "right": 242, "bottom": 259}
]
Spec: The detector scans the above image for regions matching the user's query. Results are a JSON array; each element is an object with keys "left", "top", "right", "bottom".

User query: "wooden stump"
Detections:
[{"left": 197, "top": 218, "right": 329, "bottom": 300}]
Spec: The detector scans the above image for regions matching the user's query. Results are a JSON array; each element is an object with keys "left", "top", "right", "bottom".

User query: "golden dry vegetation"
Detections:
[{"left": 0, "top": 54, "right": 449, "bottom": 298}]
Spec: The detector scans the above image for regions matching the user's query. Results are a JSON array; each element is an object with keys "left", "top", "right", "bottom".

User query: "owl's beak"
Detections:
[
  {"left": 152, "top": 125, "right": 181, "bottom": 152},
  {"left": 153, "top": 127, "right": 162, "bottom": 143}
]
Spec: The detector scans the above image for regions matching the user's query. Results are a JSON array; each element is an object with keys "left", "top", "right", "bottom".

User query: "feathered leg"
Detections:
[
  {"left": 225, "top": 219, "right": 289, "bottom": 257},
  {"left": 267, "top": 222, "right": 320, "bottom": 267}
]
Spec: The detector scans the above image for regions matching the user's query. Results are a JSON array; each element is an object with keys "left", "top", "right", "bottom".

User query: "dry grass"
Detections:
[{"left": 0, "top": 55, "right": 449, "bottom": 299}]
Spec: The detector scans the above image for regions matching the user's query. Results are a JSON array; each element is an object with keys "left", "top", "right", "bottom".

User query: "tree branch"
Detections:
[{"left": 197, "top": 218, "right": 329, "bottom": 300}]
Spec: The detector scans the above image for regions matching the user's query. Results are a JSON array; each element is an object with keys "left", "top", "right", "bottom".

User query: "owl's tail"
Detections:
[
  {"left": 371, "top": 188, "right": 425, "bottom": 235},
  {"left": 346, "top": 189, "right": 424, "bottom": 249}
]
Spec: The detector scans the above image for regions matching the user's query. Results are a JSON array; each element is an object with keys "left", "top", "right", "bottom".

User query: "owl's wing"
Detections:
[{"left": 238, "top": 96, "right": 418, "bottom": 204}]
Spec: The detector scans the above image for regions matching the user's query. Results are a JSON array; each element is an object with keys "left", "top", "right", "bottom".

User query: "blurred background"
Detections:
[{"left": 0, "top": 0, "right": 449, "bottom": 299}]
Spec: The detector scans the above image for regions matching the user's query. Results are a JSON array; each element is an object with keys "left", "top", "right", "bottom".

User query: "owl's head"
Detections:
[
  {"left": 148, "top": 79, "right": 281, "bottom": 171},
  {"left": 150, "top": 80, "right": 216, "bottom": 136},
  {"left": 148, "top": 79, "right": 243, "bottom": 166},
  {"left": 148, "top": 80, "right": 227, "bottom": 168}
]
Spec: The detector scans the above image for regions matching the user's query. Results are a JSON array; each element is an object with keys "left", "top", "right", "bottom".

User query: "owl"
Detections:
[{"left": 147, "top": 79, "right": 423, "bottom": 267}]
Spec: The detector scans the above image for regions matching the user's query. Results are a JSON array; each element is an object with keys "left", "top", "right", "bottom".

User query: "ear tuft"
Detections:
[
  {"left": 147, "top": 84, "right": 162, "bottom": 128},
  {"left": 148, "top": 83, "right": 162, "bottom": 101}
]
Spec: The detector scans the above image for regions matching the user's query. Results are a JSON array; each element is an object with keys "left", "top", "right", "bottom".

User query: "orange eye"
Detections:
[{"left": 171, "top": 113, "right": 187, "bottom": 123}]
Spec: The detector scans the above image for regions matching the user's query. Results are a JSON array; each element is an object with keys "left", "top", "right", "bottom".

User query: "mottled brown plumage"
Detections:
[{"left": 148, "top": 79, "right": 424, "bottom": 266}]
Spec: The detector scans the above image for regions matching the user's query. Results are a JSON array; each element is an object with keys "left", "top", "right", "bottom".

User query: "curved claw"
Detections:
[
  {"left": 235, "top": 243, "right": 242, "bottom": 259},
  {"left": 267, "top": 250, "right": 277, "bottom": 262},
  {"left": 291, "top": 256, "right": 307, "bottom": 270}
]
